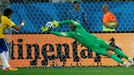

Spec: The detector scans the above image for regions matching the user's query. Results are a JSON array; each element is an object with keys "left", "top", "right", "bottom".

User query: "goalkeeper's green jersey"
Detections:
[
  {"left": 49, "top": 20, "right": 129, "bottom": 64},
  {"left": 50, "top": 20, "right": 110, "bottom": 50}
]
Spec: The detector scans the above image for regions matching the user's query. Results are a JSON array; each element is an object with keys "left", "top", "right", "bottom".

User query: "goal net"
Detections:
[{"left": 1, "top": 0, "right": 134, "bottom": 68}]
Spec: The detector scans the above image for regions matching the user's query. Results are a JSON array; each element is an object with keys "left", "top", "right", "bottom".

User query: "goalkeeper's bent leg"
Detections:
[
  {"left": 94, "top": 48, "right": 124, "bottom": 64},
  {"left": 109, "top": 46, "right": 129, "bottom": 60},
  {"left": 109, "top": 54, "right": 124, "bottom": 64}
]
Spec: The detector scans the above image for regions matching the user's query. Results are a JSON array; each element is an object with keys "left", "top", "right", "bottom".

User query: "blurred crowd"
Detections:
[{"left": 2, "top": 0, "right": 133, "bottom": 3}]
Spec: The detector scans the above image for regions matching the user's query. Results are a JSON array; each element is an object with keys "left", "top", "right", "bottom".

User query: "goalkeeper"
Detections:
[{"left": 41, "top": 20, "right": 134, "bottom": 67}]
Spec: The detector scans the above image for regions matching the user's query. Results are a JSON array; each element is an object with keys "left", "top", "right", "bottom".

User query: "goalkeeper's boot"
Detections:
[
  {"left": 2, "top": 67, "right": 18, "bottom": 71},
  {"left": 128, "top": 58, "right": 134, "bottom": 65}
]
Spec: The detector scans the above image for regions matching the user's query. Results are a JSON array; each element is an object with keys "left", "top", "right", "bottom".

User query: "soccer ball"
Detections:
[{"left": 46, "top": 22, "right": 54, "bottom": 29}]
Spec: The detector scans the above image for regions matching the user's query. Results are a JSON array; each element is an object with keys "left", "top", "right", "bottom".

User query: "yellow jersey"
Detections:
[{"left": 0, "top": 16, "right": 15, "bottom": 38}]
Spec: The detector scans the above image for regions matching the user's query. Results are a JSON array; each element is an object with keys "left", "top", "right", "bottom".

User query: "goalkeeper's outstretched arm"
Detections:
[
  {"left": 53, "top": 20, "right": 81, "bottom": 28},
  {"left": 41, "top": 20, "right": 81, "bottom": 32},
  {"left": 50, "top": 31, "right": 73, "bottom": 38},
  {"left": 41, "top": 20, "right": 82, "bottom": 33}
]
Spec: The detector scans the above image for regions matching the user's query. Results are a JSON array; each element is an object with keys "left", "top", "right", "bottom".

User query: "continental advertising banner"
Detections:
[{"left": 1, "top": 33, "right": 134, "bottom": 67}]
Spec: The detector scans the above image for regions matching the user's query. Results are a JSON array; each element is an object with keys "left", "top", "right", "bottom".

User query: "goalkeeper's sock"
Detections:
[
  {"left": 110, "top": 54, "right": 124, "bottom": 64},
  {"left": 114, "top": 48, "right": 129, "bottom": 60}
]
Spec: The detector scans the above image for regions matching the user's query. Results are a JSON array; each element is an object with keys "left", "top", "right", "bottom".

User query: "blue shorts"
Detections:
[{"left": 0, "top": 38, "right": 9, "bottom": 53}]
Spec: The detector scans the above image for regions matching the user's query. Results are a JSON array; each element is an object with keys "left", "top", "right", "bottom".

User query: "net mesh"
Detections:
[
  {"left": 0, "top": 0, "right": 134, "bottom": 68},
  {"left": 9, "top": 1, "right": 134, "bottom": 33}
]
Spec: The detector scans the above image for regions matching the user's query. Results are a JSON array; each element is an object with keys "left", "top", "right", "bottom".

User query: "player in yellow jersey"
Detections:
[{"left": 0, "top": 8, "right": 25, "bottom": 71}]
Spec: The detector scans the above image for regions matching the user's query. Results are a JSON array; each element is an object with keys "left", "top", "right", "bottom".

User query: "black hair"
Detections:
[
  {"left": 73, "top": 1, "right": 79, "bottom": 4},
  {"left": 4, "top": 8, "right": 12, "bottom": 17}
]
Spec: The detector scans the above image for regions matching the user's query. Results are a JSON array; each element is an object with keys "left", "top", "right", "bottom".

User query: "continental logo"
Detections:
[
  {"left": 8, "top": 34, "right": 92, "bottom": 66},
  {"left": 3, "top": 33, "right": 134, "bottom": 67}
]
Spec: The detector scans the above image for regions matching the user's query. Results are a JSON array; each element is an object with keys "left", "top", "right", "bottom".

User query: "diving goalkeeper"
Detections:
[{"left": 41, "top": 20, "right": 134, "bottom": 67}]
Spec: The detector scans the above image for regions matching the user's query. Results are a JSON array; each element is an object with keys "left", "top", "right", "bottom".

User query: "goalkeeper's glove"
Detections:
[
  {"left": 41, "top": 26, "right": 49, "bottom": 32},
  {"left": 52, "top": 20, "right": 59, "bottom": 28},
  {"left": 46, "top": 20, "right": 59, "bottom": 28},
  {"left": 41, "top": 22, "right": 54, "bottom": 32},
  {"left": 41, "top": 20, "right": 59, "bottom": 32}
]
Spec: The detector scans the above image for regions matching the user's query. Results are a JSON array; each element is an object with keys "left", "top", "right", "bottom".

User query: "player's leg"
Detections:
[
  {"left": 99, "top": 40, "right": 129, "bottom": 60},
  {"left": 92, "top": 40, "right": 127, "bottom": 65},
  {"left": 108, "top": 51, "right": 131, "bottom": 67},
  {"left": 0, "top": 38, "right": 10, "bottom": 70},
  {"left": 0, "top": 38, "right": 18, "bottom": 71},
  {"left": 109, "top": 46, "right": 128, "bottom": 59},
  {"left": 99, "top": 39, "right": 134, "bottom": 66},
  {"left": 100, "top": 40, "right": 134, "bottom": 65},
  {"left": 93, "top": 48, "right": 124, "bottom": 64},
  {"left": 109, "top": 46, "right": 134, "bottom": 65},
  {"left": 3, "top": 39, "right": 9, "bottom": 60},
  {"left": 4, "top": 51, "right": 9, "bottom": 60},
  {"left": 94, "top": 48, "right": 131, "bottom": 67}
]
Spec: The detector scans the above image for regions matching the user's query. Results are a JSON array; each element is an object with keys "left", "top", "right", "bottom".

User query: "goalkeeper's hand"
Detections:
[
  {"left": 41, "top": 20, "right": 59, "bottom": 32},
  {"left": 52, "top": 20, "right": 59, "bottom": 28},
  {"left": 46, "top": 20, "right": 59, "bottom": 28},
  {"left": 41, "top": 26, "right": 49, "bottom": 32}
]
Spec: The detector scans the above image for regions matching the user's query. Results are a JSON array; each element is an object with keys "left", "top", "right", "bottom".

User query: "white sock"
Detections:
[
  {"left": 4, "top": 51, "right": 9, "bottom": 60},
  {"left": 0, "top": 52, "right": 10, "bottom": 69}
]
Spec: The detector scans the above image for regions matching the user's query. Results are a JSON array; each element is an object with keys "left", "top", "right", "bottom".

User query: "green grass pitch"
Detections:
[{"left": 0, "top": 67, "right": 134, "bottom": 75}]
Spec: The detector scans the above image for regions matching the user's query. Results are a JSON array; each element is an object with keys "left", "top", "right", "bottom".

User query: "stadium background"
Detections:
[
  {"left": 9, "top": 1, "right": 134, "bottom": 33},
  {"left": 0, "top": 0, "right": 134, "bottom": 75}
]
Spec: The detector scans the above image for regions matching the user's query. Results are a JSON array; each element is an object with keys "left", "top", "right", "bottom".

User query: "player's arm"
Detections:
[
  {"left": 41, "top": 20, "right": 81, "bottom": 32},
  {"left": 50, "top": 31, "right": 73, "bottom": 38},
  {"left": 12, "top": 20, "right": 25, "bottom": 30},
  {"left": 6, "top": 18, "right": 25, "bottom": 30},
  {"left": 41, "top": 26, "right": 73, "bottom": 37},
  {"left": 53, "top": 20, "right": 81, "bottom": 28}
]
